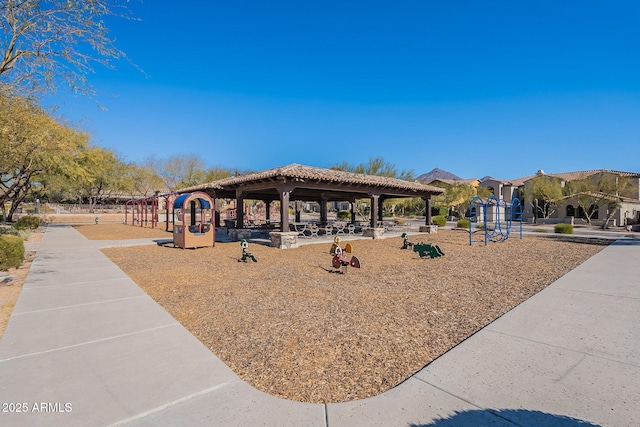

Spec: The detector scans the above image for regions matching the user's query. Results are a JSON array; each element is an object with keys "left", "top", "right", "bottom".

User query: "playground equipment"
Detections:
[
  {"left": 239, "top": 240, "right": 257, "bottom": 262},
  {"left": 401, "top": 232, "right": 444, "bottom": 258},
  {"left": 469, "top": 196, "right": 522, "bottom": 246},
  {"left": 401, "top": 232, "right": 414, "bottom": 249},
  {"left": 329, "top": 236, "right": 361, "bottom": 272},
  {"left": 413, "top": 242, "right": 445, "bottom": 258},
  {"left": 172, "top": 192, "right": 215, "bottom": 249},
  {"left": 124, "top": 192, "right": 177, "bottom": 231}
]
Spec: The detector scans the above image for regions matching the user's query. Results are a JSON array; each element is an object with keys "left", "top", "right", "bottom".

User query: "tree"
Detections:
[
  {"left": 0, "top": 90, "right": 88, "bottom": 220},
  {"left": 68, "top": 146, "right": 130, "bottom": 212},
  {"left": 149, "top": 154, "right": 209, "bottom": 191},
  {"left": 567, "top": 172, "right": 631, "bottom": 225},
  {"left": 431, "top": 182, "right": 484, "bottom": 218},
  {"left": 330, "top": 157, "right": 415, "bottom": 219},
  {"left": 526, "top": 175, "right": 564, "bottom": 219},
  {"left": 0, "top": 0, "right": 136, "bottom": 96},
  {"left": 330, "top": 157, "right": 415, "bottom": 181}
]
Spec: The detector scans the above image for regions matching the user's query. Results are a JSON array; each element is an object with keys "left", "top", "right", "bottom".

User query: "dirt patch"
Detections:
[
  {"left": 93, "top": 226, "right": 609, "bottom": 404},
  {"left": 73, "top": 224, "right": 171, "bottom": 240}
]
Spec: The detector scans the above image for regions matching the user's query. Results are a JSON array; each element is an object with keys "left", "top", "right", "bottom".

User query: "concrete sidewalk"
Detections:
[{"left": 0, "top": 225, "right": 638, "bottom": 426}]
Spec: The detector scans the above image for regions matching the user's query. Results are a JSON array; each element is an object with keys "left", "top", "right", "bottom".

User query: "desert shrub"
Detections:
[
  {"left": 0, "top": 235, "right": 25, "bottom": 270},
  {"left": 554, "top": 223, "right": 574, "bottom": 234},
  {"left": 432, "top": 215, "right": 447, "bottom": 227},
  {"left": 337, "top": 210, "right": 352, "bottom": 220},
  {"left": 0, "top": 226, "right": 20, "bottom": 236},
  {"left": 13, "top": 215, "right": 40, "bottom": 230},
  {"left": 457, "top": 219, "right": 470, "bottom": 228}
]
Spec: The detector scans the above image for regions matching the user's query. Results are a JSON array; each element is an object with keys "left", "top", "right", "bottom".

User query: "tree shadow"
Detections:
[{"left": 411, "top": 408, "right": 602, "bottom": 427}]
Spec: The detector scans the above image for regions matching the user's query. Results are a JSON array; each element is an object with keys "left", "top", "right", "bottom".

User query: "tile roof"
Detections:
[{"left": 182, "top": 163, "right": 444, "bottom": 194}]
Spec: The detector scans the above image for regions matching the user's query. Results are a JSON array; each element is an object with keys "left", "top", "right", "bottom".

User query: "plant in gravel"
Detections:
[
  {"left": 13, "top": 216, "right": 40, "bottom": 230},
  {"left": 0, "top": 235, "right": 25, "bottom": 270},
  {"left": 337, "top": 210, "right": 352, "bottom": 220},
  {"left": 456, "top": 219, "right": 470, "bottom": 229},
  {"left": 554, "top": 223, "right": 574, "bottom": 234},
  {"left": 0, "top": 226, "right": 20, "bottom": 236},
  {"left": 432, "top": 215, "right": 447, "bottom": 227}
]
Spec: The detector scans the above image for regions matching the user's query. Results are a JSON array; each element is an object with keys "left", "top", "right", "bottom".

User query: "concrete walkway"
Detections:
[{"left": 0, "top": 225, "right": 638, "bottom": 426}]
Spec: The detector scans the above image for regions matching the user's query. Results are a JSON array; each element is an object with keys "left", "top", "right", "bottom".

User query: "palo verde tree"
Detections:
[
  {"left": 566, "top": 171, "right": 632, "bottom": 225},
  {"left": 525, "top": 175, "right": 564, "bottom": 219},
  {"left": 0, "top": 0, "right": 137, "bottom": 97},
  {"left": 0, "top": 89, "right": 88, "bottom": 220}
]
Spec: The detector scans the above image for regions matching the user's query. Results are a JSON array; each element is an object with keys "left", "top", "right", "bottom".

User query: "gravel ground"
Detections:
[{"left": 81, "top": 225, "right": 609, "bottom": 403}]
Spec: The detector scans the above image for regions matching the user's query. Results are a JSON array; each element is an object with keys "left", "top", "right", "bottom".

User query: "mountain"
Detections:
[{"left": 416, "top": 168, "right": 462, "bottom": 183}]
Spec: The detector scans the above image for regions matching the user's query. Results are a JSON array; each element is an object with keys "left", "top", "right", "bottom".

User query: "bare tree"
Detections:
[{"left": 0, "top": 0, "right": 137, "bottom": 96}]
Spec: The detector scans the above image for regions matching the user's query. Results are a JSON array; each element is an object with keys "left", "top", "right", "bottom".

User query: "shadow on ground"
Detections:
[{"left": 412, "top": 409, "right": 601, "bottom": 427}]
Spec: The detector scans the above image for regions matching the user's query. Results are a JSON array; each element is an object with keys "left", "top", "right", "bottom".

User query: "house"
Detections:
[{"left": 476, "top": 169, "right": 640, "bottom": 227}]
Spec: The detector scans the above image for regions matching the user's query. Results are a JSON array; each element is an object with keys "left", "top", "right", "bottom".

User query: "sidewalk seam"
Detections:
[
  {"left": 12, "top": 295, "right": 147, "bottom": 316},
  {"left": 106, "top": 381, "right": 237, "bottom": 427},
  {"left": 0, "top": 323, "right": 179, "bottom": 363},
  {"left": 482, "top": 329, "right": 640, "bottom": 369}
]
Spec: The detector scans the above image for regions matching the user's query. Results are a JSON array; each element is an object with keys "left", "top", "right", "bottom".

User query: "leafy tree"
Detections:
[
  {"left": 525, "top": 175, "right": 564, "bottom": 219},
  {"left": 432, "top": 182, "right": 480, "bottom": 218},
  {"left": 566, "top": 172, "right": 631, "bottom": 225},
  {"left": 69, "top": 146, "right": 130, "bottom": 212},
  {"left": 0, "top": 0, "right": 137, "bottom": 97},
  {"left": 0, "top": 90, "right": 88, "bottom": 220}
]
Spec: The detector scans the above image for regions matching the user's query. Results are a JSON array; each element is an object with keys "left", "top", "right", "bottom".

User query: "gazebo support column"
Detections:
[
  {"left": 320, "top": 196, "right": 328, "bottom": 224},
  {"left": 280, "top": 190, "right": 290, "bottom": 232},
  {"left": 269, "top": 185, "right": 299, "bottom": 249},
  {"left": 236, "top": 193, "right": 245, "bottom": 229},
  {"left": 419, "top": 196, "right": 438, "bottom": 233},
  {"left": 364, "top": 194, "right": 384, "bottom": 239},
  {"left": 265, "top": 200, "right": 271, "bottom": 222},
  {"left": 295, "top": 200, "right": 302, "bottom": 223},
  {"left": 350, "top": 199, "right": 357, "bottom": 223}
]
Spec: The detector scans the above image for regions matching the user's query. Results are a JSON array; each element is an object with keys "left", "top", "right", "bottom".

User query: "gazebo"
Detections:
[{"left": 181, "top": 164, "right": 444, "bottom": 244}]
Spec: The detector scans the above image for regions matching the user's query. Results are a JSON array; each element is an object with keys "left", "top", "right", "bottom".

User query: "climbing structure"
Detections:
[{"left": 469, "top": 196, "right": 522, "bottom": 246}]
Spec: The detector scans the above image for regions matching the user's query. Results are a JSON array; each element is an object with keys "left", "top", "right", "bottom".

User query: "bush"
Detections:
[
  {"left": 0, "top": 226, "right": 20, "bottom": 236},
  {"left": 457, "top": 219, "right": 470, "bottom": 229},
  {"left": 432, "top": 215, "right": 447, "bottom": 227},
  {"left": 0, "top": 235, "right": 25, "bottom": 270},
  {"left": 554, "top": 223, "right": 574, "bottom": 234},
  {"left": 13, "top": 215, "right": 40, "bottom": 230},
  {"left": 337, "top": 210, "right": 352, "bottom": 220}
]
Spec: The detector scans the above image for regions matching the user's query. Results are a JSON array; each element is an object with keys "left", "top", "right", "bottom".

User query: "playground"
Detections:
[{"left": 75, "top": 225, "right": 612, "bottom": 404}]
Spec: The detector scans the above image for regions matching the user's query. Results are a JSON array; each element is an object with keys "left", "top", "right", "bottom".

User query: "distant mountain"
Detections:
[{"left": 416, "top": 168, "right": 462, "bottom": 183}]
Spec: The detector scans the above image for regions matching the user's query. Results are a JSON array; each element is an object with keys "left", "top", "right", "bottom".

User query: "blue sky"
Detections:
[{"left": 51, "top": 1, "right": 640, "bottom": 180}]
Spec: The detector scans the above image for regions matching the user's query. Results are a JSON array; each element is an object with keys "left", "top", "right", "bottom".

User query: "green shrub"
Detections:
[
  {"left": 432, "top": 215, "right": 447, "bottom": 227},
  {"left": 554, "top": 223, "right": 574, "bottom": 234},
  {"left": 0, "top": 226, "right": 20, "bottom": 236},
  {"left": 337, "top": 210, "right": 352, "bottom": 220},
  {"left": 457, "top": 219, "right": 470, "bottom": 229},
  {"left": 0, "top": 235, "right": 25, "bottom": 270},
  {"left": 13, "top": 215, "right": 40, "bottom": 230}
]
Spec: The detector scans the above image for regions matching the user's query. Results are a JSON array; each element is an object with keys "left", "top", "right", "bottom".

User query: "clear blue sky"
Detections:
[{"left": 50, "top": 1, "right": 640, "bottom": 180}]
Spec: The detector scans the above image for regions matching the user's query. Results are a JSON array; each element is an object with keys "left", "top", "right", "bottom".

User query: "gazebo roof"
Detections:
[{"left": 181, "top": 163, "right": 444, "bottom": 200}]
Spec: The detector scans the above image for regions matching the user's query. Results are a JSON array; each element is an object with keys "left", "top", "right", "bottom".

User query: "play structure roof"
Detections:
[{"left": 173, "top": 193, "right": 212, "bottom": 209}]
